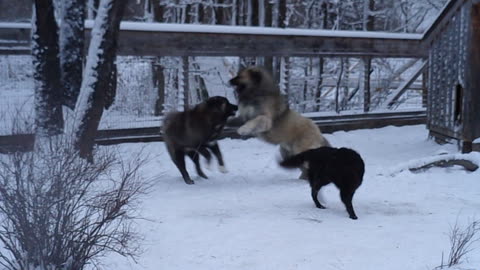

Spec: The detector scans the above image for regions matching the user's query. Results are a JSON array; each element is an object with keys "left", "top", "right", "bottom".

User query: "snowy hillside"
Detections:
[{"left": 103, "top": 125, "right": 480, "bottom": 270}]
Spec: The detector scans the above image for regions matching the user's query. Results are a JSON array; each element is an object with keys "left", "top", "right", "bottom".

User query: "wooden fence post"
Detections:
[{"left": 463, "top": 1, "right": 480, "bottom": 152}]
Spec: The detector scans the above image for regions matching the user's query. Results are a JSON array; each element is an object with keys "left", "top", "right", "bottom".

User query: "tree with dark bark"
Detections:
[
  {"left": 32, "top": 0, "right": 64, "bottom": 138},
  {"left": 60, "top": 0, "right": 86, "bottom": 109}
]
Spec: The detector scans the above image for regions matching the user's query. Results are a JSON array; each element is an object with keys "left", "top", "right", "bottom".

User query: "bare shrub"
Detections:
[
  {"left": 0, "top": 138, "right": 150, "bottom": 270},
  {"left": 436, "top": 219, "right": 480, "bottom": 269}
]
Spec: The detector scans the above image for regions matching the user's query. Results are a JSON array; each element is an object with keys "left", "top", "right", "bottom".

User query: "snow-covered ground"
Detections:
[{"left": 104, "top": 124, "right": 480, "bottom": 270}]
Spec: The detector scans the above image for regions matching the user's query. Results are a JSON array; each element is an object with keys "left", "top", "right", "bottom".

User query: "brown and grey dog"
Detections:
[
  {"left": 229, "top": 66, "right": 330, "bottom": 178},
  {"left": 163, "top": 96, "right": 238, "bottom": 184}
]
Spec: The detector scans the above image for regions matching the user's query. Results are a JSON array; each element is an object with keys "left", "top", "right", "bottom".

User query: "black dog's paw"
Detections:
[
  {"left": 349, "top": 215, "right": 358, "bottom": 220},
  {"left": 184, "top": 178, "right": 195, "bottom": 185},
  {"left": 198, "top": 172, "right": 208, "bottom": 179},
  {"left": 315, "top": 204, "right": 326, "bottom": 209}
]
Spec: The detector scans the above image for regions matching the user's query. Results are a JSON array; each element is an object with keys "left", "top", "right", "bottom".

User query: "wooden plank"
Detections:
[
  {"left": 0, "top": 22, "right": 426, "bottom": 57},
  {"left": 464, "top": 2, "right": 480, "bottom": 144},
  {"left": 383, "top": 60, "right": 427, "bottom": 109}
]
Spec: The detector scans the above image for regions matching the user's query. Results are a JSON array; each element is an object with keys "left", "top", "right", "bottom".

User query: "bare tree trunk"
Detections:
[
  {"left": 153, "top": 60, "right": 165, "bottom": 116},
  {"left": 147, "top": 0, "right": 165, "bottom": 116},
  {"left": 258, "top": 0, "right": 265, "bottom": 26},
  {"left": 335, "top": 58, "right": 345, "bottom": 113},
  {"left": 32, "top": 0, "right": 64, "bottom": 138},
  {"left": 238, "top": 0, "right": 258, "bottom": 67},
  {"left": 216, "top": 0, "right": 225, "bottom": 24},
  {"left": 315, "top": 57, "right": 324, "bottom": 111},
  {"left": 270, "top": 0, "right": 287, "bottom": 82},
  {"left": 246, "top": 0, "right": 252, "bottom": 26},
  {"left": 185, "top": 4, "right": 192, "bottom": 24},
  {"left": 282, "top": 57, "right": 291, "bottom": 99},
  {"left": 181, "top": 56, "right": 190, "bottom": 110},
  {"left": 237, "top": 0, "right": 244, "bottom": 25},
  {"left": 231, "top": 0, "right": 237, "bottom": 25},
  {"left": 251, "top": 0, "right": 259, "bottom": 26},
  {"left": 278, "top": 0, "right": 286, "bottom": 28},
  {"left": 364, "top": 0, "right": 375, "bottom": 31},
  {"left": 363, "top": 57, "right": 372, "bottom": 112},
  {"left": 264, "top": 0, "right": 274, "bottom": 78},
  {"left": 60, "top": 0, "right": 86, "bottom": 109},
  {"left": 192, "top": 61, "right": 210, "bottom": 103},
  {"left": 302, "top": 64, "right": 308, "bottom": 112},
  {"left": 422, "top": 67, "right": 428, "bottom": 108},
  {"left": 72, "top": 0, "right": 126, "bottom": 161},
  {"left": 313, "top": 2, "right": 329, "bottom": 111},
  {"left": 87, "top": 0, "right": 100, "bottom": 19},
  {"left": 341, "top": 58, "right": 350, "bottom": 110},
  {"left": 321, "top": 1, "right": 328, "bottom": 29}
]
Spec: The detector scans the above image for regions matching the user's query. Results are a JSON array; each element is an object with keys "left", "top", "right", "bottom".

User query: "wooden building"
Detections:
[{"left": 424, "top": 0, "right": 480, "bottom": 152}]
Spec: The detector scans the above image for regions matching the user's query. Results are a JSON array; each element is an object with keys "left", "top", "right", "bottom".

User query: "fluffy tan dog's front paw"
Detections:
[
  {"left": 237, "top": 125, "right": 253, "bottom": 136},
  {"left": 237, "top": 116, "right": 272, "bottom": 135}
]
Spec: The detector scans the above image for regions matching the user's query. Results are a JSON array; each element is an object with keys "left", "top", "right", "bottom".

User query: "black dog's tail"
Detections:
[{"left": 279, "top": 151, "right": 309, "bottom": 169}]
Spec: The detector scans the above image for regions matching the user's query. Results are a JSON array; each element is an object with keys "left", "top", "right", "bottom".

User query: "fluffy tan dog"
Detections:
[{"left": 229, "top": 66, "right": 330, "bottom": 177}]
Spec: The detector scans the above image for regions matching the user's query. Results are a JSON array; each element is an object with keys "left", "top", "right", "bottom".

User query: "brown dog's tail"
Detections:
[{"left": 279, "top": 151, "right": 309, "bottom": 169}]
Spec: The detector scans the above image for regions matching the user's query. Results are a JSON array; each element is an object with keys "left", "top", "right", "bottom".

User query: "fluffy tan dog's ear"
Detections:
[{"left": 248, "top": 69, "right": 263, "bottom": 84}]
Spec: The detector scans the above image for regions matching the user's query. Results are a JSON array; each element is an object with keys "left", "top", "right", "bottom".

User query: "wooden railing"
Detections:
[
  {"left": 3, "top": 0, "right": 464, "bottom": 148},
  {"left": 0, "top": 21, "right": 425, "bottom": 57}
]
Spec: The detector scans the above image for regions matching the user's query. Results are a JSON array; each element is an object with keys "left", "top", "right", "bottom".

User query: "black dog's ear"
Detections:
[{"left": 248, "top": 69, "right": 262, "bottom": 84}]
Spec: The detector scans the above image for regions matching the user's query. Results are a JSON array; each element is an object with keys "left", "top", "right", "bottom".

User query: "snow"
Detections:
[
  {"left": 102, "top": 124, "right": 480, "bottom": 270},
  {"left": 92, "top": 21, "right": 424, "bottom": 40},
  {"left": 0, "top": 23, "right": 30, "bottom": 29},
  {"left": 474, "top": 137, "right": 480, "bottom": 144},
  {"left": 0, "top": 21, "right": 423, "bottom": 40}
]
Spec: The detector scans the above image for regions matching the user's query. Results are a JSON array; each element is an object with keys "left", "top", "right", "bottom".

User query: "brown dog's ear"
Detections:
[{"left": 248, "top": 69, "right": 262, "bottom": 84}]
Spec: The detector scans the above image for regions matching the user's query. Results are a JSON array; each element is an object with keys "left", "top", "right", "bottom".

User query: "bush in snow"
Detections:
[
  {"left": 0, "top": 138, "right": 150, "bottom": 270},
  {"left": 436, "top": 219, "right": 480, "bottom": 269}
]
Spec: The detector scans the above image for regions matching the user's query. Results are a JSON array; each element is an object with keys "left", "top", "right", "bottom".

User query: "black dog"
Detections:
[
  {"left": 163, "top": 96, "right": 238, "bottom": 184},
  {"left": 280, "top": 147, "right": 365, "bottom": 219}
]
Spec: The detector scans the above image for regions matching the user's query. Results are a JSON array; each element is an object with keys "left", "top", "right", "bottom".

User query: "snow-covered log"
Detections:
[
  {"left": 386, "top": 153, "right": 480, "bottom": 176},
  {"left": 71, "top": 0, "right": 126, "bottom": 161},
  {"left": 32, "top": 0, "right": 64, "bottom": 138},
  {"left": 409, "top": 159, "right": 479, "bottom": 172}
]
